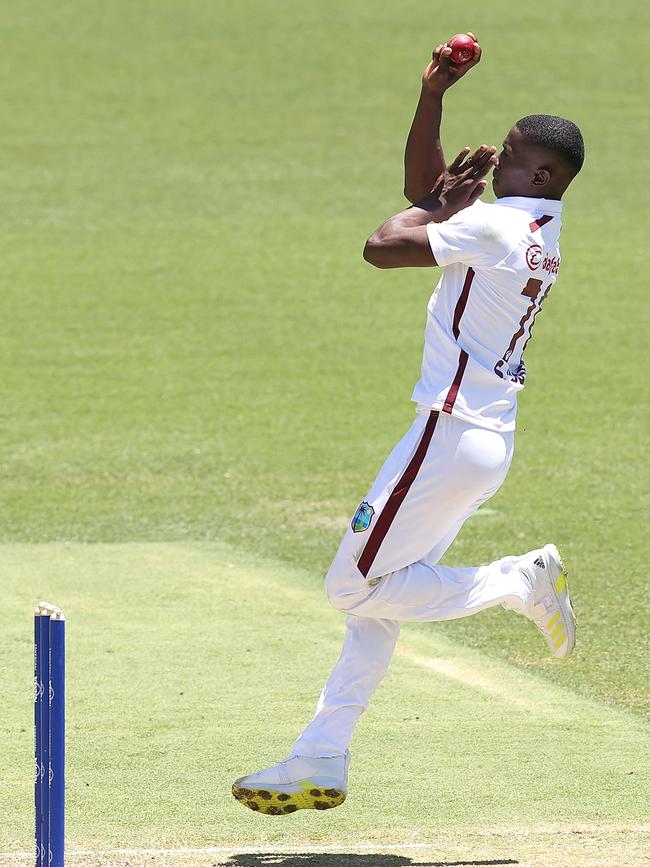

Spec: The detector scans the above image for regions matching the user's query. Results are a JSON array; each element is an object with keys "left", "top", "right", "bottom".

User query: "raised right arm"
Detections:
[
  {"left": 404, "top": 36, "right": 482, "bottom": 204},
  {"left": 403, "top": 87, "right": 446, "bottom": 204}
]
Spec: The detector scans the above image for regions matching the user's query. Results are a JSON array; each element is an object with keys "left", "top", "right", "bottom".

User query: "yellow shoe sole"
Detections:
[{"left": 231, "top": 782, "right": 346, "bottom": 815}]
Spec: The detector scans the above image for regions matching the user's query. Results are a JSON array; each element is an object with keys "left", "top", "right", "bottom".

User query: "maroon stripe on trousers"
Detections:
[
  {"left": 357, "top": 411, "right": 440, "bottom": 579},
  {"left": 452, "top": 268, "right": 475, "bottom": 339},
  {"left": 442, "top": 350, "right": 469, "bottom": 414},
  {"left": 529, "top": 215, "right": 553, "bottom": 232}
]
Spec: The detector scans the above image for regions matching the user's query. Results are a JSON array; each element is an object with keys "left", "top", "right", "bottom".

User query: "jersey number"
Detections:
[{"left": 494, "top": 278, "right": 551, "bottom": 380}]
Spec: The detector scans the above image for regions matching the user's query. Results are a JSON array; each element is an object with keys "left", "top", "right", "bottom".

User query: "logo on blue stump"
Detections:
[{"left": 351, "top": 501, "right": 375, "bottom": 533}]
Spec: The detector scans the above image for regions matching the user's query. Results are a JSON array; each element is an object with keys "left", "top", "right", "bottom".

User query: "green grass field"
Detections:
[{"left": 1, "top": 1, "right": 649, "bottom": 865}]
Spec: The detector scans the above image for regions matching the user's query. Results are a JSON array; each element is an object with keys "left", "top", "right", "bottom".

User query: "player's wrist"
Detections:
[
  {"left": 404, "top": 193, "right": 447, "bottom": 223},
  {"left": 421, "top": 83, "right": 445, "bottom": 100}
]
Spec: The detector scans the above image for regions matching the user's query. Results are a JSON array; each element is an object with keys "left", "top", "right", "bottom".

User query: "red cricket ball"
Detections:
[{"left": 448, "top": 33, "right": 475, "bottom": 65}]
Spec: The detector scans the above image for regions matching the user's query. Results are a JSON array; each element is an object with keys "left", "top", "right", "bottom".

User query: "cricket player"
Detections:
[{"left": 233, "top": 36, "right": 584, "bottom": 816}]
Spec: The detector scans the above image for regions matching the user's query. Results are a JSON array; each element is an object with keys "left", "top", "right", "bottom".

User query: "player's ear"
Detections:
[{"left": 532, "top": 167, "right": 551, "bottom": 188}]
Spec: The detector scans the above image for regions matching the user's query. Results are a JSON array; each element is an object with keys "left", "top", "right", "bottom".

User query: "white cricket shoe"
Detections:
[
  {"left": 518, "top": 544, "right": 576, "bottom": 659},
  {"left": 232, "top": 752, "right": 350, "bottom": 815}
]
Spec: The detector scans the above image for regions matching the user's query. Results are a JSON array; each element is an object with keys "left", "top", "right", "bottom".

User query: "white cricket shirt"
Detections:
[{"left": 413, "top": 196, "right": 564, "bottom": 431}]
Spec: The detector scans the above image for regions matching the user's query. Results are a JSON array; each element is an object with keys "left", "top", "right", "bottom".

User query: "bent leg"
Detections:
[
  {"left": 293, "top": 411, "right": 524, "bottom": 757},
  {"left": 337, "top": 554, "right": 532, "bottom": 621},
  {"left": 327, "top": 411, "right": 523, "bottom": 618},
  {"left": 290, "top": 510, "right": 477, "bottom": 758}
]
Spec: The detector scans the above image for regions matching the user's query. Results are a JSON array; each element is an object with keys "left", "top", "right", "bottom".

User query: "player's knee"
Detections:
[
  {"left": 325, "top": 573, "right": 345, "bottom": 611},
  {"left": 325, "top": 566, "right": 355, "bottom": 612}
]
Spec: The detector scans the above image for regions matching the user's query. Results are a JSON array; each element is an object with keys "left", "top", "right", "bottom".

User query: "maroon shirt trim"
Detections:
[
  {"left": 529, "top": 215, "right": 553, "bottom": 232},
  {"left": 357, "top": 411, "right": 440, "bottom": 579},
  {"left": 442, "top": 350, "right": 469, "bottom": 414},
  {"left": 452, "top": 268, "right": 475, "bottom": 339}
]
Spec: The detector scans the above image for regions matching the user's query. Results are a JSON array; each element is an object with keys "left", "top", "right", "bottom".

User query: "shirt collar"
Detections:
[{"left": 493, "top": 196, "right": 564, "bottom": 214}]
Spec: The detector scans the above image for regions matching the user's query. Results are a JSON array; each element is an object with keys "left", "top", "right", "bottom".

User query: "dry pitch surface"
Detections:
[{"left": 2, "top": 545, "right": 649, "bottom": 867}]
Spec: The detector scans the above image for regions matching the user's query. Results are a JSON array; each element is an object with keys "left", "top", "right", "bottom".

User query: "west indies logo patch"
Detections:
[
  {"left": 526, "top": 244, "right": 543, "bottom": 270},
  {"left": 351, "top": 501, "right": 375, "bottom": 533}
]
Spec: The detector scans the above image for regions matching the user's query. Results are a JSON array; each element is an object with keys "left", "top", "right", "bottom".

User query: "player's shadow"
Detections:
[{"left": 224, "top": 855, "right": 519, "bottom": 867}]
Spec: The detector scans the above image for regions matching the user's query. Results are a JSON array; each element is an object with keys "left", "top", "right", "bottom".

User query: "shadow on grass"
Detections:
[{"left": 224, "top": 855, "right": 519, "bottom": 867}]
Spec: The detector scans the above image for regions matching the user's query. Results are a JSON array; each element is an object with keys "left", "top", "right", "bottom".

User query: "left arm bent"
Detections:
[{"left": 365, "top": 145, "right": 497, "bottom": 269}]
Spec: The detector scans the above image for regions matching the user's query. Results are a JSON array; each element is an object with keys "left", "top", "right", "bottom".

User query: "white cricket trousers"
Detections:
[{"left": 292, "top": 409, "right": 534, "bottom": 757}]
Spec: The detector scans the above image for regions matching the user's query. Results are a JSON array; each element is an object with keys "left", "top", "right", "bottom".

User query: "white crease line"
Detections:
[
  {"left": 2, "top": 826, "right": 649, "bottom": 859},
  {"left": 0, "top": 844, "right": 480, "bottom": 857},
  {"left": 2, "top": 827, "right": 649, "bottom": 859},
  {"left": 0, "top": 843, "right": 490, "bottom": 861}
]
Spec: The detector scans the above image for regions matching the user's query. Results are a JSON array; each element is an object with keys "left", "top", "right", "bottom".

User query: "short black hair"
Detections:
[{"left": 515, "top": 114, "right": 585, "bottom": 175}]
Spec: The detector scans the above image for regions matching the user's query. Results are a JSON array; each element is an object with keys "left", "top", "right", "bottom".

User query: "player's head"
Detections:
[{"left": 492, "top": 115, "right": 584, "bottom": 200}]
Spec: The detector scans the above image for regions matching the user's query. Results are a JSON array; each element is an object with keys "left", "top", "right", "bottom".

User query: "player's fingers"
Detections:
[
  {"left": 465, "top": 145, "right": 490, "bottom": 166},
  {"left": 466, "top": 31, "right": 478, "bottom": 41},
  {"left": 468, "top": 144, "right": 496, "bottom": 162},
  {"left": 449, "top": 147, "right": 471, "bottom": 170},
  {"left": 471, "top": 153, "right": 497, "bottom": 176},
  {"left": 470, "top": 152, "right": 498, "bottom": 178},
  {"left": 467, "top": 179, "right": 488, "bottom": 204},
  {"left": 465, "top": 148, "right": 496, "bottom": 177},
  {"left": 467, "top": 144, "right": 487, "bottom": 159},
  {"left": 432, "top": 44, "right": 444, "bottom": 61},
  {"left": 473, "top": 42, "right": 482, "bottom": 62}
]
